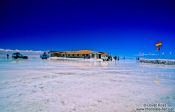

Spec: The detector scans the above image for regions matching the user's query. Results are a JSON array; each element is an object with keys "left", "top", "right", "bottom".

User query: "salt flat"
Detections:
[{"left": 0, "top": 59, "right": 175, "bottom": 112}]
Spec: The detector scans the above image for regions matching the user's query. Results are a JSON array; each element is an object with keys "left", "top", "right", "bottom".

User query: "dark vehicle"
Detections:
[
  {"left": 107, "top": 56, "right": 113, "bottom": 61},
  {"left": 40, "top": 52, "right": 49, "bottom": 59},
  {"left": 12, "top": 52, "right": 28, "bottom": 59}
]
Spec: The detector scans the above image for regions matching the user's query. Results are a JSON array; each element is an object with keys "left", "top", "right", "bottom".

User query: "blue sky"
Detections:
[{"left": 0, "top": 0, "right": 175, "bottom": 56}]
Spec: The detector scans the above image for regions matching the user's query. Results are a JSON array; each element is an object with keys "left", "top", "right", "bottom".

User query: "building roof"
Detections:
[{"left": 98, "top": 52, "right": 109, "bottom": 56}]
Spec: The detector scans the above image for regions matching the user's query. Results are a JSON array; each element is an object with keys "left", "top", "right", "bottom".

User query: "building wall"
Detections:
[
  {"left": 66, "top": 54, "right": 90, "bottom": 59},
  {"left": 49, "top": 51, "right": 107, "bottom": 59}
]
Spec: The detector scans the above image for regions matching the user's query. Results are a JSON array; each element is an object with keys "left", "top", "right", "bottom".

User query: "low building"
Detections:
[{"left": 49, "top": 50, "right": 108, "bottom": 59}]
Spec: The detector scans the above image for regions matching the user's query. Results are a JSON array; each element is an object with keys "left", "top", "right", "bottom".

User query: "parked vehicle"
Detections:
[
  {"left": 40, "top": 52, "right": 49, "bottom": 59},
  {"left": 12, "top": 52, "right": 28, "bottom": 59}
]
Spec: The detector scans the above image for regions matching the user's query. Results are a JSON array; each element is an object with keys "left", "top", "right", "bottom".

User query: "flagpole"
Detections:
[{"left": 155, "top": 41, "right": 162, "bottom": 60}]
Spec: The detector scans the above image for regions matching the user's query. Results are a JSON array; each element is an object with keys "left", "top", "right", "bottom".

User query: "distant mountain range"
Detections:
[{"left": 0, "top": 48, "right": 44, "bottom": 53}]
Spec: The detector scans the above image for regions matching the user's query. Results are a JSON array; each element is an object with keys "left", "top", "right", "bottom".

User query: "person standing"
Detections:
[
  {"left": 117, "top": 56, "right": 120, "bottom": 61},
  {"left": 114, "top": 56, "right": 117, "bottom": 61},
  {"left": 7, "top": 54, "right": 9, "bottom": 59}
]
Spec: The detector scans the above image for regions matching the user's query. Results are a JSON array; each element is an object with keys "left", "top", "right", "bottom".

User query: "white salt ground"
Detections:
[{"left": 0, "top": 59, "right": 175, "bottom": 112}]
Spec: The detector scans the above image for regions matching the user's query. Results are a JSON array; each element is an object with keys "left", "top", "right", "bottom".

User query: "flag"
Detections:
[{"left": 155, "top": 42, "right": 162, "bottom": 47}]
